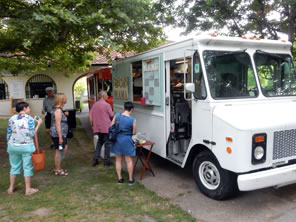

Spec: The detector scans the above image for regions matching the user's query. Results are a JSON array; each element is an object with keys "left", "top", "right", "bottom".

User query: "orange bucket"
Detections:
[
  {"left": 32, "top": 149, "right": 45, "bottom": 171},
  {"left": 32, "top": 135, "right": 45, "bottom": 171}
]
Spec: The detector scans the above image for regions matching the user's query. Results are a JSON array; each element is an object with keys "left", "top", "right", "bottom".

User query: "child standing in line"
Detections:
[{"left": 7, "top": 102, "right": 42, "bottom": 195}]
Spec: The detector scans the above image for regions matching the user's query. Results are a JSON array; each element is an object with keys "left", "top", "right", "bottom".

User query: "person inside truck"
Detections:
[
  {"left": 170, "top": 67, "right": 184, "bottom": 89},
  {"left": 219, "top": 73, "right": 241, "bottom": 98}
]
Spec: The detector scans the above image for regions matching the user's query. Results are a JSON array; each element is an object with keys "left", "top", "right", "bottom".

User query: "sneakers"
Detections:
[
  {"left": 92, "top": 161, "right": 99, "bottom": 167},
  {"left": 117, "top": 178, "right": 135, "bottom": 185},
  {"left": 128, "top": 179, "right": 135, "bottom": 186}
]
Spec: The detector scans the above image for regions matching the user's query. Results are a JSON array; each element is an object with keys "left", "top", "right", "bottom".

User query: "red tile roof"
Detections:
[
  {"left": 91, "top": 41, "right": 175, "bottom": 65},
  {"left": 92, "top": 51, "right": 135, "bottom": 65}
]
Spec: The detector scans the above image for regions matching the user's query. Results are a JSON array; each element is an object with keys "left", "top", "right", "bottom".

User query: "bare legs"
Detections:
[
  {"left": 8, "top": 174, "right": 38, "bottom": 195},
  {"left": 25, "top": 177, "right": 39, "bottom": 195},
  {"left": 54, "top": 146, "right": 68, "bottom": 176},
  {"left": 55, "top": 149, "right": 62, "bottom": 171},
  {"left": 115, "top": 154, "right": 134, "bottom": 181},
  {"left": 125, "top": 156, "right": 134, "bottom": 181},
  {"left": 115, "top": 155, "right": 122, "bottom": 179},
  {"left": 64, "top": 144, "right": 68, "bottom": 155},
  {"left": 7, "top": 174, "right": 16, "bottom": 194}
]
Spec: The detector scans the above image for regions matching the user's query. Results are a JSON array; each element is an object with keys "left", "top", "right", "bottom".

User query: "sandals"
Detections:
[
  {"left": 53, "top": 169, "right": 67, "bottom": 173},
  {"left": 54, "top": 169, "right": 68, "bottom": 176}
]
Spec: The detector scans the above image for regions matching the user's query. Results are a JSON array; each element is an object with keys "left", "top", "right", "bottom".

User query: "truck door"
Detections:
[{"left": 165, "top": 57, "right": 192, "bottom": 164}]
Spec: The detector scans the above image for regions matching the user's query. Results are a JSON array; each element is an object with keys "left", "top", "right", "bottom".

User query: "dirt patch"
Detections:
[
  {"left": 24, "top": 207, "right": 53, "bottom": 218},
  {"left": 130, "top": 215, "right": 157, "bottom": 222}
]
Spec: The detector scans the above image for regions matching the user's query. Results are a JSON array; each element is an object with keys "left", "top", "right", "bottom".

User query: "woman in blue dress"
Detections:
[{"left": 111, "top": 102, "right": 136, "bottom": 185}]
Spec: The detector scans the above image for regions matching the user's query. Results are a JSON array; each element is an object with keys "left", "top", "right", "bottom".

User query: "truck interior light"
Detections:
[
  {"left": 226, "top": 147, "right": 232, "bottom": 154},
  {"left": 255, "top": 135, "right": 265, "bottom": 143},
  {"left": 281, "top": 40, "right": 286, "bottom": 42},
  {"left": 255, "top": 37, "right": 261, "bottom": 40},
  {"left": 210, "top": 33, "right": 217, "bottom": 37},
  {"left": 226, "top": 137, "right": 233, "bottom": 142},
  {"left": 249, "top": 37, "right": 254, "bottom": 40},
  {"left": 242, "top": 36, "right": 247, "bottom": 39}
]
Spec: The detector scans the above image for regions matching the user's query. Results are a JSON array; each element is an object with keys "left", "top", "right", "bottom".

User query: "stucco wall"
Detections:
[{"left": 0, "top": 66, "right": 99, "bottom": 116}]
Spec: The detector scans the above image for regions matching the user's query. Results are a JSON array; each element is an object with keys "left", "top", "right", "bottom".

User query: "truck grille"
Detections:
[{"left": 273, "top": 129, "right": 296, "bottom": 160}]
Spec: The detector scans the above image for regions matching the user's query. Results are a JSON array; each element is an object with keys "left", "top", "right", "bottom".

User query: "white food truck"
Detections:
[{"left": 111, "top": 35, "right": 296, "bottom": 200}]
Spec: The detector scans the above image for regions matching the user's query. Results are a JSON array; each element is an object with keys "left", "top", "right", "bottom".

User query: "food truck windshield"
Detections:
[{"left": 202, "top": 50, "right": 296, "bottom": 99}]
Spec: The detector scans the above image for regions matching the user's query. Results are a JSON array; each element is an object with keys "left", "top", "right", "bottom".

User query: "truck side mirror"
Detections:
[{"left": 185, "top": 83, "right": 195, "bottom": 93}]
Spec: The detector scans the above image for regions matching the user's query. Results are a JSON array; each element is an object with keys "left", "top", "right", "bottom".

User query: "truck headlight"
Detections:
[
  {"left": 254, "top": 146, "right": 264, "bottom": 160},
  {"left": 252, "top": 133, "right": 267, "bottom": 164}
]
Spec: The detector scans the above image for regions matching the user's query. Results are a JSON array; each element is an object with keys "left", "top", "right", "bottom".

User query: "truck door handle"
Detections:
[
  {"left": 203, "top": 140, "right": 216, "bottom": 145},
  {"left": 166, "top": 96, "right": 170, "bottom": 106}
]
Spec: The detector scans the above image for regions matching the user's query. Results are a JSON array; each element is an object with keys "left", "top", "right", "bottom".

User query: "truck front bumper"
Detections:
[{"left": 238, "top": 164, "right": 296, "bottom": 191}]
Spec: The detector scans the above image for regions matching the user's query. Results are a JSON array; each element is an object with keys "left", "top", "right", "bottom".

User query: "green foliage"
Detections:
[
  {"left": 163, "top": 0, "right": 296, "bottom": 55},
  {"left": 74, "top": 77, "right": 86, "bottom": 100},
  {"left": 0, "top": 0, "right": 166, "bottom": 75}
]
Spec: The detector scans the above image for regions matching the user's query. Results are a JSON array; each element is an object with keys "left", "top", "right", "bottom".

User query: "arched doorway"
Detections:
[
  {"left": 72, "top": 66, "right": 112, "bottom": 113},
  {"left": 72, "top": 73, "right": 89, "bottom": 113}
]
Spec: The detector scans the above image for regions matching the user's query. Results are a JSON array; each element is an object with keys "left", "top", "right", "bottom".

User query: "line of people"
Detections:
[
  {"left": 6, "top": 89, "right": 137, "bottom": 195},
  {"left": 89, "top": 90, "right": 136, "bottom": 185},
  {"left": 7, "top": 90, "right": 69, "bottom": 195}
]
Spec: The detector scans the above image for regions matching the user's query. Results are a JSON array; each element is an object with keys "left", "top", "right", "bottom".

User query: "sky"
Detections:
[
  {"left": 164, "top": 11, "right": 288, "bottom": 42},
  {"left": 164, "top": 26, "right": 197, "bottom": 41},
  {"left": 164, "top": 24, "right": 289, "bottom": 42}
]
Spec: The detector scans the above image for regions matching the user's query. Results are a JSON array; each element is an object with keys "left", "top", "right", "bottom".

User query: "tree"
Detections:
[
  {"left": 163, "top": 0, "right": 296, "bottom": 54},
  {"left": 74, "top": 77, "right": 86, "bottom": 100},
  {"left": 0, "top": 0, "right": 166, "bottom": 75}
]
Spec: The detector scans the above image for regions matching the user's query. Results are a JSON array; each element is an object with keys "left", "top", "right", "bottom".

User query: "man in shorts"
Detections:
[{"left": 42, "top": 87, "right": 55, "bottom": 148}]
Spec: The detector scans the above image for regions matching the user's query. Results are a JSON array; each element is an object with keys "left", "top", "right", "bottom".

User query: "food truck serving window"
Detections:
[
  {"left": 142, "top": 57, "right": 161, "bottom": 105},
  {"left": 132, "top": 61, "right": 143, "bottom": 103},
  {"left": 131, "top": 57, "right": 161, "bottom": 106}
]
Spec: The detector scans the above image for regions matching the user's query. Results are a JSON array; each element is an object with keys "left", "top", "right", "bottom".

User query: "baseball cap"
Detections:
[{"left": 45, "top": 87, "right": 53, "bottom": 91}]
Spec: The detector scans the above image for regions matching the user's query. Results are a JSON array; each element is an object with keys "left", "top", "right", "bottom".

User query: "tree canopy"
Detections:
[
  {"left": 0, "top": 0, "right": 166, "bottom": 75},
  {"left": 163, "top": 0, "right": 296, "bottom": 53}
]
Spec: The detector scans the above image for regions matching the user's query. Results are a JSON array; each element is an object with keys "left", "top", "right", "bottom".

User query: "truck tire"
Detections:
[{"left": 192, "top": 150, "right": 238, "bottom": 200}]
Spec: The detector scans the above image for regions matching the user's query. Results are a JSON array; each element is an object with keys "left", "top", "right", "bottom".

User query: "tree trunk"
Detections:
[{"left": 288, "top": 4, "right": 296, "bottom": 55}]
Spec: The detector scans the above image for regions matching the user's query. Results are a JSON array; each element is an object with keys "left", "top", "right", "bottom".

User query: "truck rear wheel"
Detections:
[{"left": 192, "top": 150, "right": 238, "bottom": 200}]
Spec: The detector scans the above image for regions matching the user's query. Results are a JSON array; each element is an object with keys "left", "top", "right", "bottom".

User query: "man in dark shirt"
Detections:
[{"left": 42, "top": 87, "right": 55, "bottom": 148}]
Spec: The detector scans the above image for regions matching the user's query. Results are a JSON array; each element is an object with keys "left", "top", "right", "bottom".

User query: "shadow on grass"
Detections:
[{"left": 0, "top": 119, "right": 196, "bottom": 222}]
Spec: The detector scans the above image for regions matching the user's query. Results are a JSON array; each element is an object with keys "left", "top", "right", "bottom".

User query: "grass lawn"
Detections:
[{"left": 0, "top": 118, "right": 196, "bottom": 222}]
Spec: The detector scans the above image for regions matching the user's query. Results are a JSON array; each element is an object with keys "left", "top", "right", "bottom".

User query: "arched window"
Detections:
[
  {"left": 0, "top": 78, "right": 9, "bottom": 100},
  {"left": 25, "top": 74, "right": 57, "bottom": 98}
]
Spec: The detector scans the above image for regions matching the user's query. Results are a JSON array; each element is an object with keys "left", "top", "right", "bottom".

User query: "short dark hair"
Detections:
[
  {"left": 16, "top": 102, "right": 29, "bottom": 113},
  {"left": 124, "top": 101, "right": 134, "bottom": 111}
]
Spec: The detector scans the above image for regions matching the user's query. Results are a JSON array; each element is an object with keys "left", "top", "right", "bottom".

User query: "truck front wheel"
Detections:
[{"left": 192, "top": 150, "right": 238, "bottom": 200}]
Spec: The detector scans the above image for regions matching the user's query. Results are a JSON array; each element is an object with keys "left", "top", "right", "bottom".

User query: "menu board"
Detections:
[{"left": 142, "top": 57, "right": 161, "bottom": 106}]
